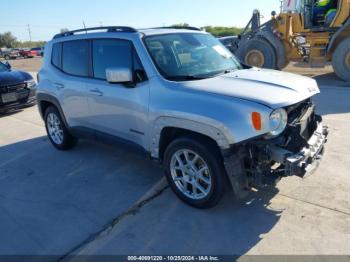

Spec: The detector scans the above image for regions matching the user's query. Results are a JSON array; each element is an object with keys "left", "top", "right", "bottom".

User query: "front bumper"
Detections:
[
  {"left": 269, "top": 122, "right": 328, "bottom": 177},
  {"left": 0, "top": 88, "right": 36, "bottom": 113},
  {"left": 223, "top": 119, "right": 329, "bottom": 196}
]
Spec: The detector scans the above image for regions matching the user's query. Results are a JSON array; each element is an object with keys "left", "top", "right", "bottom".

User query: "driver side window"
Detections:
[
  {"left": 92, "top": 39, "right": 132, "bottom": 80},
  {"left": 92, "top": 39, "right": 147, "bottom": 83}
]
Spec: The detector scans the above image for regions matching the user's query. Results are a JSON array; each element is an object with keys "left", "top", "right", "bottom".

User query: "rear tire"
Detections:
[
  {"left": 44, "top": 106, "right": 77, "bottom": 150},
  {"left": 332, "top": 37, "right": 350, "bottom": 82},
  {"left": 236, "top": 38, "right": 277, "bottom": 69},
  {"left": 163, "top": 136, "right": 225, "bottom": 209}
]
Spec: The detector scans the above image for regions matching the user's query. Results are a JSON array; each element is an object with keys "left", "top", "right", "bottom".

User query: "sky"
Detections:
[{"left": 1, "top": 0, "right": 281, "bottom": 41}]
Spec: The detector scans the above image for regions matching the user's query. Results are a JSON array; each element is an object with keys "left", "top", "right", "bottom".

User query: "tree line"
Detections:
[
  {"left": 202, "top": 26, "right": 242, "bottom": 37},
  {"left": 0, "top": 25, "right": 243, "bottom": 48},
  {"left": 0, "top": 32, "right": 45, "bottom": 49},
  {"left": 172, "top": 23, "right": 243, "bottom": 37}
]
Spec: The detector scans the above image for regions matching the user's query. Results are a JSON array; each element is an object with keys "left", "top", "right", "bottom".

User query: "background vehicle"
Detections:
[
  {"left": 37, "top": 26, "right": 327, "bottom": 208},
  {"left": 30, "top": 47, "right": 44, "bottom": 56},
  {"left": 218, "top": 36, "right": 238, "bottom": 53},
  {"left": 0, "top": 48, "right": 20, "bottom": 60},
  {"left": 0, "top": 48, "right": 5, "bottom": 58},
  {"left": 19, "top": 48, "right": 37, "bottom": 58},
  {"left": 0, "top": 61, "right": 36, "bottom": 113},
  {"left": 221, "top": 0, "right": 350, "bottom": 81}
]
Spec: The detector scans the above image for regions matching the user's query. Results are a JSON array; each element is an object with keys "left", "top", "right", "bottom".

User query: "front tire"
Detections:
[
  {"left": 164, "top": 137, "right": 225, "bottom": 208},
  {"left": 44, "top": 106, "right": 77, "bottom": 150}
]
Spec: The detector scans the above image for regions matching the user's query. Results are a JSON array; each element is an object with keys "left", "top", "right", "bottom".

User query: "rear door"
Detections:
[
  {"left": 52, "top": 40, "right": 90, "bottom": 128},
  {"left": 85, "top": 38, "right": 150, "bottom": 149}
]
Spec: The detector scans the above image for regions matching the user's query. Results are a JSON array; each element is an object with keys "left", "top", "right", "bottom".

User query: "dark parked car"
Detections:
[
  {"left": 0, "top": 61, "right": 36, "bottom": 113},
  {"left": 0, "top": 48, "right": 20, "bottom": 60},
  {"left": 219, "top": 36, "right": 238, "bottom": 54}
]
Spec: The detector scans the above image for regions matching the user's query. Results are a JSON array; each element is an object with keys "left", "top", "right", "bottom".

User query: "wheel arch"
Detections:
[
  {"left": 151, "top": 117, "right": 233, "bottom": 161},
  {"left": 36, "top": 93, "right": 69, "bottom": 129}
]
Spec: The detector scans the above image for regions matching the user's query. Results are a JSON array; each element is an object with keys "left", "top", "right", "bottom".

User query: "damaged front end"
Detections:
[{"left": 224, "top": 99, "right": 329, "bottom": 196}]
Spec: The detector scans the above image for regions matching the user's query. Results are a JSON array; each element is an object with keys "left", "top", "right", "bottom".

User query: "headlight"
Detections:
[
  {"left": 267, "top": 108, "right": 288, "bottom": 137},
  {"left": 26, "top": 80, "right": 36, "bottom": 88}
]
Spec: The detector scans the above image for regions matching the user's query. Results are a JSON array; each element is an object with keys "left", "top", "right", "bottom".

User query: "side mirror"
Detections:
[
  {"left": 106, "top": 67, "right": 133, "bottom": 84},
  {"left": 5, "top": 61, "right": 11, "bottom": 70}
]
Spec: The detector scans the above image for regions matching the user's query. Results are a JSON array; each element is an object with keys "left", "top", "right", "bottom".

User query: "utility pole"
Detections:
[
  {"left": 27, "top": 24, "right": 32, "bottom": 42},
  {"left": 280, "top": 0, "right": 283, "bottom": 13}
]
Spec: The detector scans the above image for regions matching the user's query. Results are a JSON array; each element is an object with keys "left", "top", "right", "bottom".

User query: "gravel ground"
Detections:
[{"left": 3, "top": 57, "right": 43, "bottom": 73}]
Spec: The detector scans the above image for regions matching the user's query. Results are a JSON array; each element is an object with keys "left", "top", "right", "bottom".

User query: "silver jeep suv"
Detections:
[{"left": 37, "top": 26, "right": 328, "bottom": 208}]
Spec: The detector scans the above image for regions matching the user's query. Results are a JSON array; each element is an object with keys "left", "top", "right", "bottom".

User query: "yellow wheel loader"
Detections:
[{"left": 225, "top": 0, "right": 350, "bottom": 81}]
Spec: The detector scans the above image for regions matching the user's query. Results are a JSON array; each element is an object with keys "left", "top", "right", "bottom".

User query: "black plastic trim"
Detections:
[
  {"left": 53, "top": 26, "right": 137, "bottom": 39},
  {"left": 150, "top": 26, "right": 201, "bottom": 31},
  {"left": 36, "top": 93, "right": 70, "bottom": 130},
  {"left": 70, "top": 126, "right": 149, "bottom": 157}
]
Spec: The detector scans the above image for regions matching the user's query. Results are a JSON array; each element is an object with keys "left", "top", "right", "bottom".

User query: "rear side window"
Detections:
[
  {"left": 62, "top": 40, "right": 89, "bottom": 77},
  {"left": 51, "top": 43, "right": 62, "bottom": 69},
  {"left": 92, "top": 39, "right": 132, "bottom": 79}
]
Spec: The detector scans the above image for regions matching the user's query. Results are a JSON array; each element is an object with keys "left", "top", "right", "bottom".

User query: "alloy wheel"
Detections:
[
  {"left": 47, "top": 113, "right": 64, "bottom": 145},
  {"left": 170, "top": 149, "right": 212, "bottom": 200}
]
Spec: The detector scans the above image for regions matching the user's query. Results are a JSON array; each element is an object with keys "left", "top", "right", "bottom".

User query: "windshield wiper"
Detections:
[
  {"left": 165, "top": 75, "right": 207, "bottom": 81},
  {"left": 223, "top": 69, "right": 236, "bottom": 74},
  {"left": 165, "top": 69, "right": 237, "bottom": 81}
]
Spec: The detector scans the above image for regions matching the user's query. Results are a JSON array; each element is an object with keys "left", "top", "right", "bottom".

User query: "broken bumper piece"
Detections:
[{"left": 270, "top": 122, "right": 329, "bottom": 177}]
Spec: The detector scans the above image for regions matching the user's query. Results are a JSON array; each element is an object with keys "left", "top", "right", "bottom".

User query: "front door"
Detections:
[{"left": 86, "top": 39, "right": 150, "bottom": 149}]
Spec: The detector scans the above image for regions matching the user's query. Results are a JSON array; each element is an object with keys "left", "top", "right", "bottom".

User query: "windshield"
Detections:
[
  {"left": 0, "top": 62, "right": 9, "bottom": 73},
  {"left": 144, "top": 33, "right": 242, "bottom": 81}
]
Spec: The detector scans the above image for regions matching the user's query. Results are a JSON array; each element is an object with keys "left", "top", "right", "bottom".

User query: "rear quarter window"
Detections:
[{"left": 51, "top": 43, "right": 62, "bottom": 69}]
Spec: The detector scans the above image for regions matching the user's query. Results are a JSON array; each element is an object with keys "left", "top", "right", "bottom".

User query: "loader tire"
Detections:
[
  {"left": 236, "top": 38, "right": 277, "bottom": 69},
  {"left": 332, "top": 37, "right": 350, "bottom": 82}
]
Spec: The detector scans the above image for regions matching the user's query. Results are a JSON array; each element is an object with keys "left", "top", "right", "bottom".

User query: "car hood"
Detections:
[
  {"left": 180, "top": 68, "right": 320, "bottom": 108},
  {"left": 0, "top": 70, "right": 32, "bottom": 86}
]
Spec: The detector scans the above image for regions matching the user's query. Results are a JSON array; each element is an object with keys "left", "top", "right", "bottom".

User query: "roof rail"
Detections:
[
  {"left": 150, "top": 26, "right": 201, "bottom": 31},
  {"left": 53, "top": 26, "right": 137, "bottom": 39}
]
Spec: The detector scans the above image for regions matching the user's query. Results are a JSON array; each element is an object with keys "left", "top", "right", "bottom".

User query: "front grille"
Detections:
[
  {"left": 0, "top": 83, "right": 26, "bottom": 94},
  {"left": 286, "top": 99, "right": 313, "bottom": 124},
  {"left": 0, "top": 83, "right": 30, "bottom": 106},
  {"left": 287, "top": 99, "right": 317, "bottom": 139},
  {"left": 280, "top": 99, "right": 318, "bottom": 152}
]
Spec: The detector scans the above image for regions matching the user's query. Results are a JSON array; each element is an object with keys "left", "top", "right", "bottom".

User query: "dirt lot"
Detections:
[
  {"left": 1, "top": 57, "right": 42, "bottom": 73},
  {"left": 0, "top": 58, "right": 350, "bottom": 257}
]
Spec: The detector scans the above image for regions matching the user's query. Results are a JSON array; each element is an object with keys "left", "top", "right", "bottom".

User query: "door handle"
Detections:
[
  {"left": 53, "top": 83, "right": 64, "bottom": 89},
  {"left": 89, "top": 89, "right": 104, "bottom": 96}
]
